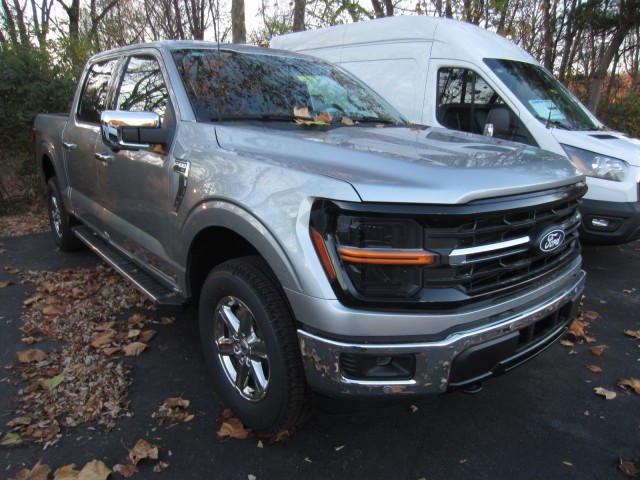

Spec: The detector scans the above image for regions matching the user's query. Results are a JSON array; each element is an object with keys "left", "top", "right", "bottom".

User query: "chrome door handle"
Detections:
[
  {"left": 95, "top": 152, "right": 114, "bottom": 163},
  {"left": 63, "top": 142, "right": 77, "bottom": 150}
]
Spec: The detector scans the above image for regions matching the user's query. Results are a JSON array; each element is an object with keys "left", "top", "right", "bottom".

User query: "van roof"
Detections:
[{"left": 273, "top": 16, "right": 538, "bottom": 66}]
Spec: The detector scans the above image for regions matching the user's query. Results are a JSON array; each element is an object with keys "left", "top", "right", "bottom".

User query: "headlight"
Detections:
[
  {"left": 309, "top": 200, "right": 439, "bottom": 301},
  {"left": 561, "top": 144, "right": 628, "bottom": 182}
]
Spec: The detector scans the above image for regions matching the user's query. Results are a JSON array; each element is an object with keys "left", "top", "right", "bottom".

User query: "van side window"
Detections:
[
  {"left": 77, "top": 59, "right": 118, "bottom": 124},
  {"left": 436, "top": 67, "right": 537, "bottom": 146},
  {"left": 437, "top": 68, "right": 504, "bottom": 134},
  {"left": 116, "top": 56, "right": 169, "bottom": 123}
]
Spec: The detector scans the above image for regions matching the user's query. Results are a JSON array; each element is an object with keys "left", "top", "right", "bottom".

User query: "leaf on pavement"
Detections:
[
  {"left": 11, "top": 460, "right": 51, "bottom": 480},
  {"left": 164, "top": 397, "right": 190, "bottom": 409},
  {"left": 23, "top": 293, "right": 43, "bottom": 306},
  {"left": 217, "top": 410, "right": 250, "bottom": 439},
  {"left": 586, "top": 364, "right": 603, "bottom": 373},
  {"left": 5, "top": 266, "right": 21, "bottom": 274},
  {"left": 568, "top": 319, "right": 595, "bottom": 342},
  {"left": 624, "top": 329, "right": 640, "bottom": 339},
  {"left": 0, "top": 280, "right": 14, "bottom": 288},
  {"left": 589, "top": 345, "right": 609, "bottom": 357},
  {"left": 581, "top": 310, "right": 601, "bottom": 321},
  {"left": 594, "top": 387, "right": 617, "bottom": 400},
  {"left": 138, "top": 329, "right": 157, "bottom": 343},
  {"left": 90, "top": 332, "right": 115, "bottom": 349},
  {"left": 38, "top": 374, "right": 65, "bottom": 391},
  {"left": 618, "top": 378, "right": 640, "bottom": 394},
  {"left": 77, "top": 460, "right": 111, "bottom": 480},
  {"left": 619, "top": 460, "right": 640, "bottom": 477},
  {"left": 53, "top": 464, "right": 79, "bottom": 480},
  {"left": 123, "top": 342, "right": 147, "bottom": 356},
  {"left": 17, "top": 349, "right": 47, "bottom": 363},
  {"left": 129, "top": 438, "right": 159, "bottom": 465},
  {"left": 0, "top": 432, "right": 26, "bottom": 446},
  {"left": 112, "top": 464, "right": 138, "bottom": 478},
  {"left": 559, "top": 339, "right": 574, "bottom": 347}
]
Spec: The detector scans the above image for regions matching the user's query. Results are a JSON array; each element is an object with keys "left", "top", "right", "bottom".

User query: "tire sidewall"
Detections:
[
  {"left": 46, "top": 178, "right": 81, "bottom": 252},
  {"left": 199, "top": 265, "right": 293, "bottom": 431}
]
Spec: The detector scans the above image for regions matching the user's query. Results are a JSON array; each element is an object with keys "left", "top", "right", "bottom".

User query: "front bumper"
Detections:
[
  {"left": 298, "top": 269, "right": 585, "bottom": 398},
  {"left": 580, "top": 198, "right": 640, "bottom": 244}
]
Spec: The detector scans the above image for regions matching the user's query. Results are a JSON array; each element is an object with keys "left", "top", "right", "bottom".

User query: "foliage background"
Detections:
[{"left": 1, "top": 0, "right": 638, "bottom": 212}]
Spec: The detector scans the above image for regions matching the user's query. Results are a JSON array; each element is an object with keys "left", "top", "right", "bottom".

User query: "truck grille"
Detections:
[{"left": 421, "top": 184, "right": 583, "bottom": 303}]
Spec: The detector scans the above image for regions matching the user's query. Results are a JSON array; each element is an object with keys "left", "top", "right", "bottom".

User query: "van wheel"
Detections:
[
  {"left": 46, "top": 177, "right": 83, "bottom": 252},
  {"left": 199, "top": 256, "right": 309, "bottom": 433}
]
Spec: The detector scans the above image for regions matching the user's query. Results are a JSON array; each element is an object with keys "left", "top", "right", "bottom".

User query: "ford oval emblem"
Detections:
[{"left": 539, "top": 229, "right": 565, "bottom": 253}]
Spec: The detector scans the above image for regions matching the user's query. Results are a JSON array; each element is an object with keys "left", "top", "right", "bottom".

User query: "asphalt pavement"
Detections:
[{"left": 1, "top": 231, "right": 639, "bottom": 479}]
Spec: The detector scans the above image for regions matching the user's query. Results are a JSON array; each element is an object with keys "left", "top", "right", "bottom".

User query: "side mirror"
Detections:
[{"left": 101, "top": 110, "right": 170, "bottom": 150}]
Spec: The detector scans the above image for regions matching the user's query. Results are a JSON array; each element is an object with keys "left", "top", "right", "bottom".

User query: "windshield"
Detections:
[
  {"left": 484, "top": 58, "right": 600, "bottom": 131},
  {"left": 172, "top": 49, "right": 404, "bottom": 125}
]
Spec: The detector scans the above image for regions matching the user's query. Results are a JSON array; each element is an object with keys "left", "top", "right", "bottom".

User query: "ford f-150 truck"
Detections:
[{"left": 34, "top": 41, "right": 587, "bottom": 433}]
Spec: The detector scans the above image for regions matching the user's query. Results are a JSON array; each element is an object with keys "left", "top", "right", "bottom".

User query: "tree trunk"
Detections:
[
  {"left": 231, "top": 0, "right": 245, "bottom": 43},
  {"left": 293, "top": 0, "right": 305, "bottom": 31},
  {"left": 587, "top": 26, "right": 630, "bottom": 113}
]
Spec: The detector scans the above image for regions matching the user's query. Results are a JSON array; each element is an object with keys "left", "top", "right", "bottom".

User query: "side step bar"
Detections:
[{"left": 73, "top": 226, "right": 186, "bottom": 311}]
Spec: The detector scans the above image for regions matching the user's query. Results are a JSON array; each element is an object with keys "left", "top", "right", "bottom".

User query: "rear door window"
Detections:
[{"left": 115, "top": 56, "right": 169, "bottom": 122}]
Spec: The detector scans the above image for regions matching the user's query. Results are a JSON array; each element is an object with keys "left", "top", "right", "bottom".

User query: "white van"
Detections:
[{"left": 271, "top": 16, "right": 640, "bottom": 244}]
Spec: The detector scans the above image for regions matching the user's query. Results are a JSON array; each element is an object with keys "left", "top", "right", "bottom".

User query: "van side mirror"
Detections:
[
  {"left": 101, "top": 110, "right": 171, "bottom": 150},
  {"left": 484, "top": 107, "right": 511, "bottom": 138}
]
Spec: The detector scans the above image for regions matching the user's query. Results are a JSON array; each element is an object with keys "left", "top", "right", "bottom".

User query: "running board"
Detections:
[{"left": 73, "top": 225, "right": 186, "bottom": 311}]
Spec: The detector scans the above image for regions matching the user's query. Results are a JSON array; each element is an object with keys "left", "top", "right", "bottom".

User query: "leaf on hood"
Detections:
[
  {"left": 112, "top": 464, "right": 138, "bottom": 478},
  {"left": 618, "top": 378, "right": 640, "bottom": 394},
  {"left": 586, "top": 364, "right": 603, "bottom": 373},
  {"left": 17, "top": 349, "right": 47, "bottom": 363},
  {"left": 129, "top": 438, "right": 159, "bottom": 465},
  {"left": 11, "top": 460, "right": 51, "bottom": 480},
  {"left": 589, "top": 345, "right": 608, "bottom": 357},
  {"left": 341, "top": 117, "right": 355, "bottom": 125},
  {"left": 594, "top": 387, "right": 617, "bottom": 400},
  {"left": 624, "top": 329, "right": 640, "bottom": 339},
  {"left": 314, "top": 112, "right": 333, "bottom": 124},
  {"left": 123, "top": 342, "right": 147, "bottom": 357},
  {"left": 293, "top": 106, "right": 310, "bottom": 118},
  {"left": 77, "top": 460, "right": 111, "bottom": 480},
  {"left": 38, "top": 374, "right": 65, "bottom": 391}
]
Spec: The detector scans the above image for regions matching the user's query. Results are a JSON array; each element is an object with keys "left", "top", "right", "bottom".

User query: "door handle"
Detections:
[
  {"left": 63, "top": 142, "right": 77, "bottom": 150},
  {"left": 95, "top": 152, "right": 114, "bottom": 163}
]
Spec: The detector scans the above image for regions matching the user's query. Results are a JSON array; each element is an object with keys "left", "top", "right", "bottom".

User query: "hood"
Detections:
[
  {"left": 552, "top": 129, "right": 640, "bottom": 167},
  {"left": 215, "top": 124, "right": 583, "bottom": 204}
]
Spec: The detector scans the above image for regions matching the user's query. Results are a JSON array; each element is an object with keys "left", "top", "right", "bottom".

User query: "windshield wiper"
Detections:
[
  {"left": 533, "top": 114, "right": 575, "bottom": 131},
  {"left": 211, "top": 114, "right": 309, "bottom": 122},
  {"left": 348, "top": 116, "right": 399, "bottom": 125}
]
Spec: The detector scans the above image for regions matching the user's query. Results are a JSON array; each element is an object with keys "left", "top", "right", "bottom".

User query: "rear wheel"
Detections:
[
  {"left": 199, "top": 256, "right": 309, "bottom": 433},
  {"left": 46, "top": 177, "right": 83, "bottom": 252}
]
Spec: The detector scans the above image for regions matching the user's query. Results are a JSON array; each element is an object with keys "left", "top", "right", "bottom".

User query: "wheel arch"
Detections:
[{"left": 182, "top": 202, "right": 303, "bottom": 302}]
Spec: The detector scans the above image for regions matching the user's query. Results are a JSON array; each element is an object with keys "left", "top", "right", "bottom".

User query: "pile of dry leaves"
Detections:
[{"left": 0, "top": 204, "right": 50, "bottom": 238}]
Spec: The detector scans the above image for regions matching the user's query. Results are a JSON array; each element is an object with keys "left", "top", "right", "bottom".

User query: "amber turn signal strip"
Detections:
[{"left": 337, "top": 246, "right": 437, "bottom": 265}]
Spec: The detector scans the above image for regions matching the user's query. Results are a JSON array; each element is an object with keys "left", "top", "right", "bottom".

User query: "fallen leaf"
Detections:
[
  {"left": 138, "top": 329, "right": 157, "bottom": 343},
  {"left": 94, "top": 321, "right": 116, "bottom": 332},
  {"left": 23, "top": 293, "right": 43, "bottom": 306},
  {"left": 41, "top": 304, "right": 65, "bottom": 317},
  {"left": 6, "top": 416, "right": 32, "bottom": 428},
  {"left": 568, "top": 319, "right": 595, "bottom": 342},
  {"left": 594, "top": 387, "right": 617, "bottom": 400},
  {"left": 248, "top": 475, "right": 256, "bottom": 480},
  {"left": 77, "top": 460, "right": 111, "bottom": 480},
  {"left": 164, "top": 397, "right": 190, "bottom": 409},
  {"left": 586, "top": 365, "right": 603, "bottom": 373},
  {"left": 590, "top": 345, "right": 609, "bottom": 357},
  {"left": 622, "top": 288, "right": 635, "bottom": 294},
  {"left": 624, "top": 330, "right": 640, "bottom": 339},
  {"left": 112, "top": 464, "right": 137, "bottom": 478},
  {"left": 91, "top": 333, "right": 115, "bottom": 349},
  {"left": 53, "top": 464, "right": 79, "bottom": 480},
  {"left": 123, "top": 342, "right": 147, "bottom": 356},
  {"left": 582, "top": 310, "right": 600, "bottom": 321},
  {"left": 269, "top": 428, "right": 294, "bottom": 444},
  {"left": 619, "top": 460, "right": 640, "bottom": 477},
  {"left": 0, "top": 280, "right": 13, "bottom": 288},
  {"left": 5, "top": 266, "right": 20, "bottom": 274},
  {"left": 217, "top": 417, "right": 250, "bottom": 439},
  {"left": 11, "top": 460, "right": 51, "bottom": 480},
  {"left": 0, "top": 432, "right": 26, "bottom": 446},
  {"left": 562, "top": 461, "right": 573, "bottom": 466},
  {"left": 559, "top": 339, "right": 574, "bottom": 347},
  {"left": 618, "top": 378, "right": 640, "bottom": 394},
  {"left": 257, "top": 440, "right": 264, "bottom": 448},
  {"left": 102, "top": 347, "right": 120, "bottom": 356},
  {"left": 293, "top": 106, "right": 310, "bottom": 118},
  {"left": 129, "top": 439, "right": 159, "bottom": 465},
  {"left": 341, "top": 117, "right": 354, "bottom": 125},
  {"left": 152, "top": 461, "right": 169, "bottom": 473},
  {"left": 17, "top": 349, "right": 47, "bottom": 363},
  {"left": 38, "top": 374, "right": 65, "bottom": 391},
  {"left": 410, "top": 404, "right": 419, "bottom": 413},
  {"left": 127, "top": 329, "right": 141, "bottom": 339},
  {"left": 315, "top": 112, "right": 333, "bottom": 123},
  {"left": 334, "top": 445, "right": 345, "bottom": 452}
]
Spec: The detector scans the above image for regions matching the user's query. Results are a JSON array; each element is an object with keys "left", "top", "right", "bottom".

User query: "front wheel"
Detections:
[
  {"left": 199, "top": 256, "right": 309, "bottom": 433},
  {"left": 46, "top": 177, "right": 83, "bottom": 252}
]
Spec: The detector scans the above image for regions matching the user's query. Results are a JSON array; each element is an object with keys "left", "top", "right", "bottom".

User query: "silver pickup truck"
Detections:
[{"left": 34, "top": 41, "right": 587, "bottom": 432}]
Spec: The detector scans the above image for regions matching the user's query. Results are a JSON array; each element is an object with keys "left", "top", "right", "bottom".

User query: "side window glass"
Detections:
[
  {"left": 436, "top": 67, "right": 505, "bottom": 135},
  {"left": 77, "top": 59, "right": 117, "bottom": 124},
  {"left": 116, "top": 56, "right": 169, "bottom": 123}
]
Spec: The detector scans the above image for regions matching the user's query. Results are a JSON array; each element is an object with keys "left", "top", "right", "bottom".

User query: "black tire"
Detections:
[
  {"left": 46, "top": 177, "right": 83, "bottom": 252},
  {"left": 199, "top": 256, "right": 309, "bottom": 433}
]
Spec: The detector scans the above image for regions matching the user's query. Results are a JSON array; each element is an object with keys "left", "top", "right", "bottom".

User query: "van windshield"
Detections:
[
  {"left": 172, "top": 48, "right": 404, "bottom": 126},
  {"left": 484, "top": 58, "right": 600, "bottom": 131}
]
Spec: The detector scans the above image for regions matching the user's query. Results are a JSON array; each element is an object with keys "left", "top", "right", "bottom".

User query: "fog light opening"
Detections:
[{"left": 591, "top": 218, "right": 610, "bottom": 228}]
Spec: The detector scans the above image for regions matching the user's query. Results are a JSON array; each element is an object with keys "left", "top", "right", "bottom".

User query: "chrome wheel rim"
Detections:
[
  {"left": 50, "top": 195, "right": 62, "bottom": 238},
  {"left": 213, "top": 296, "right": 269, "bottom": 402}
]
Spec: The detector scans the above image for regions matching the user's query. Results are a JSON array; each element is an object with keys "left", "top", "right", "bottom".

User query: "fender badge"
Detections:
[{"left": 538, "top": 229, "right": 565, "bottom": 254}]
